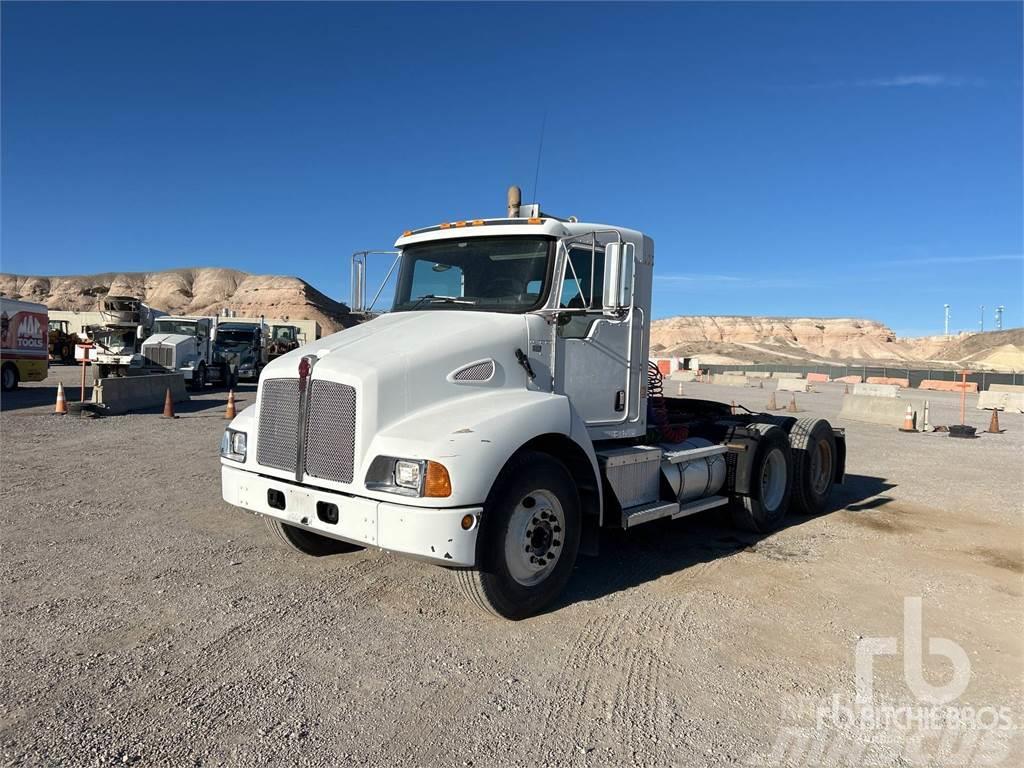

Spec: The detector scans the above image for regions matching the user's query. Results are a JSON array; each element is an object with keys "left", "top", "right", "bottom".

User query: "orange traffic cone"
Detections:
[
  {"left": 987, "top": 409, "right": 1003, "bottom": 434},
  {"left": 53, "top": 382, "right": 68, "bottom": 415},
  {"left": 899, "top": 404, "right": 916, "bottom": 432},
  {"left": 161, "top": 387, "right": 177, "bottom": 419},
  {"left": 767, "top": 391, "right": 777, "bottom": 411},
  {"left": 224, "top": 389, "right": 236, "bottom": 420},
  {"left": 787, "top": 394, "right": 798, "bottom": 413}
]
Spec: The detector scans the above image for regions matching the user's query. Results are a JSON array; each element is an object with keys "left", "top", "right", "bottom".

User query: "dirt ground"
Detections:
[{"left": 1, "top": 367, "right": 1022, "bottom": 767}]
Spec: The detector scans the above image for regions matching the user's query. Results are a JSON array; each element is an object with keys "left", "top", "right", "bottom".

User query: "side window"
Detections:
[
  {"left": 558, "top": 246, "right": 606, "bottom": 339},
  {"left": 413, "top": 259, "right": 465, "bottom": 298}
]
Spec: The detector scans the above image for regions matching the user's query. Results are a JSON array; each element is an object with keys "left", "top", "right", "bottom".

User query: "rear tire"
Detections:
[
  {"left": 731, "top": 424, "right": 793, "bottom": 533},
  {"left": 456, "top": 450, "right": 581, "bottom": 620},
  {"left": 1, "top": 363, "right": 18, "bottom": 391},
  {"left": 60, "top": 343, "right": 73, "bottom": 364},
  {"left": 189, "top": 364, "right": 206, "bottom": 392},
  {"left": 264, "top": 517, "right": 362, "bottom": 556},
  {"left": 788, "top": 418, "right": 837, "bottom": 516}
]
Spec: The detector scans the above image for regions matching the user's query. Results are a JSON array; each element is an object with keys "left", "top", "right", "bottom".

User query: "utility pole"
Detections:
[
  {"left": 979, "top": 305, "right": 985, "bottom": 332},
  {"left": 995, "top": 305, "right": 1004, "bottom": 331},
  {"left": 943, "top": 304, "right": 950, "bottom": 337}
]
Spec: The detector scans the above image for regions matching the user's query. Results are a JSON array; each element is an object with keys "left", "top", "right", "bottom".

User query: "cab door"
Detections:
[{"left": 554, "top": 240, "right": 642, "bottom": 440}]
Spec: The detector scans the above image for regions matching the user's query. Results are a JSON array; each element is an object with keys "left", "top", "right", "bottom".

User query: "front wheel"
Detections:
[
  {"left": 1, "top": 363, "right": 18, "bottom": 392},
  {"left": 189, "top": 364, "right": 206, "bottom": 391},
  {"left": 456, "top": 451, "right": 581, "bottom": 620}
]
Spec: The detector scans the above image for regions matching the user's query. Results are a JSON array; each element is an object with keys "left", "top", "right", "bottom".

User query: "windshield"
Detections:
[
  {"left": 392, "top": 237, "right": 553, "bottom": 313},
  {"left": 153, "top": 320, "right": 197, "bottom": 336},
  {"left": 217, "top": 330, "right": 256, "bottom": 347},
  {"left": 93, "top": 329, "right": 135, "bottom": 353}
]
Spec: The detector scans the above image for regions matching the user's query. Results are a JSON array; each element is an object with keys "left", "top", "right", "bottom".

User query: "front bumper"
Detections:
[{"left": 221, "top": 464, "right": 480, "bottom": 566}]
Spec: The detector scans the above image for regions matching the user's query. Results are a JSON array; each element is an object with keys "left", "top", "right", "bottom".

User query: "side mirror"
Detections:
[
  {"left": 602, "top": 242, "right": 633, "bottom": 314},
  {"left": 351, "top": 258, "right": 366, "bottom": 313}
]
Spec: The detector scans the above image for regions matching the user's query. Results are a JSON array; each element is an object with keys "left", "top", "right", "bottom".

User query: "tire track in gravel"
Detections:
[
  {"left": 536, "top": 607, "right": 630, "bottom": 760},
  {"left": 130, "top": 551, "right": 398, "bottom": 742}
]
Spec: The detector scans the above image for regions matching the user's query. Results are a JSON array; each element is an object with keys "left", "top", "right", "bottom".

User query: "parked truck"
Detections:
[
  {"left": 1, "top": 297, "right": 49, "bottom": 391},
  {"left": 214, "top": 321, "right": 268, "bottom": 381},
  {"left": 142, "top": 316, "right": 238, "bottom": 390},
  {"left": 220, "top": 187, "right": 846, "bottom": 619},
  {"left": 86, "top": 295, "right": 157, "bottom": 379}
]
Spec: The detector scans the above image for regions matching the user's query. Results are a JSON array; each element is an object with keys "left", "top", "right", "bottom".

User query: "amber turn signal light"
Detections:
[{"left": 424, "top": 461, "right": 452, "bottom": 498}]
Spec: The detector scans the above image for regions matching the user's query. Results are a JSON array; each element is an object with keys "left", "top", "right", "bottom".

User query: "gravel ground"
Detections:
[{"left": 1, "top": 367, "right": 1021, "bottom": 767}]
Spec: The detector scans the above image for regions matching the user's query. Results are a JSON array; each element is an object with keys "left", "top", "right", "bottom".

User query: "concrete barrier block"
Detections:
[
  {"left": 807, "top": 372, "right": 830, "bottom": 383},
  {"left": 669, "top": 370, "right": 698, "bottom": 382},
  {"left": 834, "top": 375, "right": 863, "bottom": 385},
  {"left": 772, "top": 372, "right": 804, "bottom": 379},
  {"left": 853, "top": 383, "right": 900, "bottom": 398},
  {"left": 866, "top": 376, "right": 910, "bottom": 388},
  {"left": 988, "top": 384, "right": 1024, "bottom": 394},
  {"left": 777, "top": 378, "right": 811, "bottom": 392},
  {"left": 977, "top": 391, "right": 1024, "bottom": 413},
  {"left": 712, "top": 373, "right": 750, "bottom": 387},
  {"left": 919, "top": 379, "right": 978, "bottom": 393},
  {"left": 93, "top": 373, "right": 189, "bottom": 415},
  {"left": 745, "top": 371, "right": 771, "bottom": 379},
  {"left": 839, "top": 394, "right": 926, "bottom": 430}
]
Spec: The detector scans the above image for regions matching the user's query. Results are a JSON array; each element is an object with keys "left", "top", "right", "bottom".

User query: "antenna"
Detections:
[
  {"left": 995, "top": 305, "right": 1004, "bottom": 331},
  {"left": 531, "top": 110, "right": 547, "bottom": 205},
  {"left": 944, "top": 304, "right": 950, "bottom": 337},
  {"left": 979, "top": 305, "right": 985, "bottom": 332}
]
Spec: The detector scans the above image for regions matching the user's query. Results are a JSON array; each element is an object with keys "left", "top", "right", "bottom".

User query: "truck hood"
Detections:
[
  {"left": 261, "top": 310, "right": 538, "bottom": 426},
  {"left": 143, "top": 333, "right": 194, "bottom": 347}
]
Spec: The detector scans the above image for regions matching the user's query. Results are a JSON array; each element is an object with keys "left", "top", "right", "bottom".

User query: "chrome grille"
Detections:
[
  {"left": 145, "top": 344, "right": 174, "bottom": 370},
  {"left": 256, "top": 379, "right": 301, "bottom": 472},
  {"left": 453, "top": 360, "right": 495, "bottom": 382},
  {"left": 304, "top": 381, "right": 357, "bottom": 484}
]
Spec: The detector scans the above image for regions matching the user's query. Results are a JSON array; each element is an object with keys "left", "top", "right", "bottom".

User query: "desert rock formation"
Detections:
[{"left": 0, "top": 268, "right": 355, "bottom": 334}]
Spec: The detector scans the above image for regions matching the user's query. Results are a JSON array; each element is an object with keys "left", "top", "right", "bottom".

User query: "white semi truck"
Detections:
[
  {"left": 142, "top": 316, "right": 238, "bottom": 390},
  {"left": 220, "top": 188, "right": 846, "bottom": 619}
]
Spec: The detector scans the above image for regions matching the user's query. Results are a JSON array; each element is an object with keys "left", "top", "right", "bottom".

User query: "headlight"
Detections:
[
  {"left": 366, "top": 457, "right": 451, "bottom": 498},
  {"left": 220, "top": 428, "right": 247, "bottom": 462}
]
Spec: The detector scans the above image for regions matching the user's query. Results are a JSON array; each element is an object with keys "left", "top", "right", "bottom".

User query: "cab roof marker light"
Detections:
[
  {"left": 439, "top": 222, "right": 451, "bottom": 229},
  {"left": 402, "top": 230, "right": 413, "bottom": 237},
  {"left": 471, "top": 219, "right": 485, "bottom": 226},
  {"left": 527, "top": 217, "right": 544, "bottom": 224},
  {"left": 455, "top": 221, "right": 467, "bottom": 227}
]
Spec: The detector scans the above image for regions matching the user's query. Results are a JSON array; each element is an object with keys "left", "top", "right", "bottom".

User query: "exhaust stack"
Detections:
[{"left": 507, "top": 185, "right": 521, "bottom": 218}]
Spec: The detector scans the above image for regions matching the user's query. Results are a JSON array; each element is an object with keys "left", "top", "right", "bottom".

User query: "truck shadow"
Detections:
[{"left": 554, "top": 474, "right": 895, "bottom": 612}]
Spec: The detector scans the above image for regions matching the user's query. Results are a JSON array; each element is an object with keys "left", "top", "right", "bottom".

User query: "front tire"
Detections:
[
  {"left": 1, "top": 363, "right": 18, "bottom": 391},
  {"left": 731, "top": 424, "right": 793, "bottom": 533},
  {"left": 457, "top": 451, "right": 581, "bottom": 620},
  {"left": 264, "top": 517, "right": 362, "bottom": 556},
  {"left": 189, "top": 364, "right": 206, "bottom": 392}
]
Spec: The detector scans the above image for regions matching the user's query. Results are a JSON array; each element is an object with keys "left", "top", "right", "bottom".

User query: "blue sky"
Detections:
[{"left": 2, "top": 1, "right": 1021, "bottom": 337}]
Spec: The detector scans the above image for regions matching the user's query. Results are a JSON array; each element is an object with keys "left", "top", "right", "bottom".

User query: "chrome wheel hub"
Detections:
[{"left": 505, "top": 490, "right": 565, "bottom": 587}]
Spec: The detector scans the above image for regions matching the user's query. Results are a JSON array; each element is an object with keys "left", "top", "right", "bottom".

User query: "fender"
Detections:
[{"left": 367, "top": 388, "right": 601, "bottom": 511}]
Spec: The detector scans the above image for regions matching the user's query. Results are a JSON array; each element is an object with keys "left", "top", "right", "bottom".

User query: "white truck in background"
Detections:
[
  {"left": 142, "top": 316, "right": 238, "bottom": 390},
  {"left": 87, "top": 295, "right": 159, "bottom": 379},
  {"left": 220, "top": 186, "right": 846, "bottom": 619}
]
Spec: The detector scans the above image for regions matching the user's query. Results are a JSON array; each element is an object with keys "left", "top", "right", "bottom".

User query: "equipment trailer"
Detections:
[{"left": 220, "top": 186, "right": 845, "bottom": 619}]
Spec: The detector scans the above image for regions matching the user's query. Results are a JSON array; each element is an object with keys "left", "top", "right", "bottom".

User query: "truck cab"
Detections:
[
  {"left": 220, "top": 189, "right": 845, "bottom": 619},
  {"left": 214, "top": 322, "right": 268, "bottom": 381},
  {"left": 143, "top": 316, "right": 238, "bottom": 390}
]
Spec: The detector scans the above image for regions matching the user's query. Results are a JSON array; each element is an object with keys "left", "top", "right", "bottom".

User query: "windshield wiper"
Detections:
[{"left": 406, "top": 294, "right": 478, "bottom": 311}]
